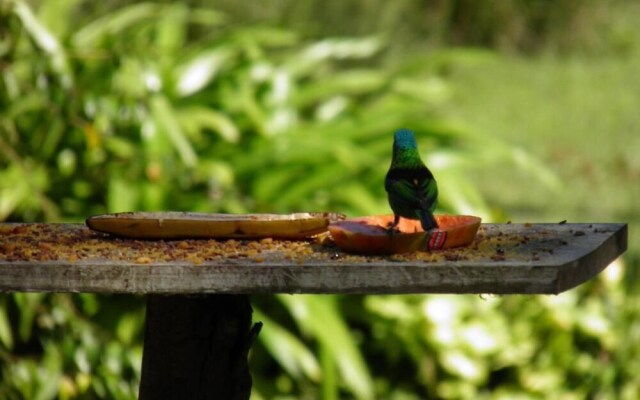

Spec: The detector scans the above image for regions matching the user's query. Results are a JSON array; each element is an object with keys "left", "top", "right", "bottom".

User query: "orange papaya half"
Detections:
[{"left": 328, "top": 214, "right": 481, "bottom": 254}]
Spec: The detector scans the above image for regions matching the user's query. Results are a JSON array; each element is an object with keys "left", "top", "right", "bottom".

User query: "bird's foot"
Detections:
[{"left": 386, "top": 222, "right": 400, "bottom": 236}]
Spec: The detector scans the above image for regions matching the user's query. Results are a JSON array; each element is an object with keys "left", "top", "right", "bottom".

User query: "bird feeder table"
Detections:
[{"left": 0, "top": 222, "right": 628, "bottom": 399}]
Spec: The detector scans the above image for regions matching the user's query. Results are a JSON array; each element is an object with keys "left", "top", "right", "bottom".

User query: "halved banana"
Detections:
[{"left": 86, "top": 212, "right": 345, "bottom": 239}]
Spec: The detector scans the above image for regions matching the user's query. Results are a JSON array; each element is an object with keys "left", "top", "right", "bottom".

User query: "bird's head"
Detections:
[{"left": 393, "top": 129, "right": 418, "bottom": 149}]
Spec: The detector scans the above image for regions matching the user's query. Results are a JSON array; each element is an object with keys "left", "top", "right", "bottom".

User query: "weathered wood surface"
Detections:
[{"left": 0, "top": 223, "right": 627, "bottom": 294}]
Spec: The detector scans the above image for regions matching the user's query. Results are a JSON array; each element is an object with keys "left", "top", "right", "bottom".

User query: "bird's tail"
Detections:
[{"left": 417, "top": 210, "right": 438, "bottom": 231}]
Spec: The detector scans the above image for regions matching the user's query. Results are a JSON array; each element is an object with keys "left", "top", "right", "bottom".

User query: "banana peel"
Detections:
[{"left": 86, "top": 211, "right": 345, "bottom": 240}]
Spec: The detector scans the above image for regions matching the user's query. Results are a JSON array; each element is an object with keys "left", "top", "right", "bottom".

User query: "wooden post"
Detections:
[{"left": 138, "top": 294, "right": 261, "bottom": 400}]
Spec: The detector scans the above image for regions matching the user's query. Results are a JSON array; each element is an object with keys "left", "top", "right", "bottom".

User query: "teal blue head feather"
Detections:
[{"left": 393, "top": 129, "right": 417, "bottom": 149}]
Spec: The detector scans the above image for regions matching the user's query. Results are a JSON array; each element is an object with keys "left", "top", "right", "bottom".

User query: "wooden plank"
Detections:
[{"left": 0, "top": 223, "right": 627, "bottom": 294}]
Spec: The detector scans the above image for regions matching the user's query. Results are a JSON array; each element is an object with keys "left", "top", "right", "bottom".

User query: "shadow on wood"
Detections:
[{"left": 139, "top": 294, "right": 261, "bottom": 400}]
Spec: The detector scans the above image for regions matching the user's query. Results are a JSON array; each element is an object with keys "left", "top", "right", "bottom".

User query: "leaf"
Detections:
[
  {"left": 508, "top": 146, "right": 563, "bottom": 192},
  {"left": 440, "top": 351, "right": 485, "bottom": 382},
  {"left": 274, "top": 164, "right": 347, "bottom": 209},
  {"left": 13, "top": 1, "right": 72, "bottom": 87},
  {"left": 252, "top": 168, "right": 300, "bottom": 204},
  {"left": 395, "top": 48, "right": 497, "bottom": 76},
  {"left": 72, "top": 3, "right": 163, "bottom": 48},
  {"left": 278, "top": 295, "right": 374, "bottom": 400},
  {"left": 315, "top": 96, "right": 350, "bottom": 121},
  {"left": 154, "top": 3, "right": 188, "bottom": 55},
  {"left": 149, "top": 95, "right": 198, "bottom": 167},
  {"left": 14, "top": 293, "right": 45, "bottom": 343},
  {"left": 332, "top": 183, "right": 386, "bottom": 215},
  {"left": 188, "top": 8, "right": 227, "bottom": 26},
  {"left": 176, "top": 48, "right": 234, "bottom": 97},
  {"left": 111, "top": 58, "right": 148, "bottom": 99},
  {"left": 104, "top": 136, "right": 136, "bottom": 159},
  {"left": 320, "top": 342, "right": 339, "bottom": 400},
  {"left": 107, "top": 177, "right": 139, "bottom": 212},
  {"left": 0, "top": 297, "right": 14, "bottom": 350},
  {"left": 0, "top": 166, "right": 29, "bottom": 220},
  {"left": 37, "top": 341, "right": 64, "bottom": 400},
  {"left": 254, "top": 308, "right": 321, "bottom": 382},
  {"left": 433, "top": 163, "right": 492, "bottom": 219},
  {"left": 116, "top": 313, "right": 141, "bottom": 345},
  {"left": 0, "top": 164, "right": 50, "bottom": 220},
  {"left": 35, "top": 0, "right": 82, "bottom": 38},
  {"left": 2, "top": 92, "right": 48, "bottom": 119},
  {"left": 142, "top": 182, "right": 166, "bottom": 211},
  {"left": 287, "top": 36, "right": 384, "bottom": 77},
  {"left": 231, "top": 26, "right": 299, "bottom": 48},
  {"left": 392, "top": 76, "right": 451, "bottom": 104},
  {"left": 293, "top": 70, "right": 387, "bottom": 108},
  {"left": 177, "top": 106, "right": 240, "bottom": 143}
]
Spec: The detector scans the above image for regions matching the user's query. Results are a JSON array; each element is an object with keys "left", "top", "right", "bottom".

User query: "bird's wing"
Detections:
[
  {"left": 387, "top": 178, "right": 425, "bottom": 205},
  {"left": 418, "top": 178, "right": 438, "bottom": 213},
  {"left": 387, "top": 176, "right": 438, "bottom": 210}
]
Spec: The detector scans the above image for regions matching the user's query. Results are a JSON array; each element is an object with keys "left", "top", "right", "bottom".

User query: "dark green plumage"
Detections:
[{"left": 385, "top": 129, "right": 438, "bottom": 231}]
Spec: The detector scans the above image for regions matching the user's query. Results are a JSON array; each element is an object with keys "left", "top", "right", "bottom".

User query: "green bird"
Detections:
[{"left": 385, "top": 129, "right": 439, "bottom": 232}]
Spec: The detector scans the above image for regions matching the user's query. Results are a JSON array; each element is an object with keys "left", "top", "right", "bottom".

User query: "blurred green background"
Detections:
[{"left": 1, "top": 0, "right": 638, "bottom": 398}]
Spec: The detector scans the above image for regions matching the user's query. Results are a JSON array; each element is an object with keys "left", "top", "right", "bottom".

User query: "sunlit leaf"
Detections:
[
  {"left": 154, "top": 3, "right": 188, "bottom": 55},
  {"left": 332, "top": 183, "right": 386, "bottom": 215},
  {"left": 252, "top": 168, "right": 300, "bottom": 204},
  {"left": 0, "top": 164, "right": 50, "bottom": 220},
  {"left": 278, "top": 295, "right": 374, "bottom": 400},
  {"left": 293, "top": 70, "right": 387, "bottom": 107},
  {"left": 274, "top": 164, "right": 348, "bottom": 209},
  {"left": 176, "top": 48, "right": 234, "bottom": 96},
  {"left": 440, "top": 351, "right": 485, "bottom": 382},
  {"left": 177, "top": 106, "right": 241, "bottom": 143},
  {"left": 116, "top": 313, "right": 141, "bottom": 345},
  {"left": 112, "top": 58, "right": 148, "bottom": 99},
  {"left": 287, "top": 36, "right": 384, "bottom": 76},
  {"left": 149, "top": 95, "right": 198, "bottom": 167},
  {"left": 508, "top": 147, "right": 563, "bottom": 192},
  {"left": 14, "top": 293, "right": 45, "bottom": 343},
  {"left": 0, "top": 297, "right": 14, "bottom": 350},
  {"left": 13, "top": 0, "right": 72, "bottom": 87},
  {"left": 107, "top": 177, "right": 139, "bottom": 212},
  {"left": 188, "top": 8, "right": 227, "bottom": 26},
  {"left": 319, "top": 343, "right": 339, "bottom": 400},
  {"left": 37, "top": 342, "right": 64, "bottom": 400},
  {"left": 229, "top": 26, "right": 299, "bottom": 54},
  {"left": 0, "top": 168, "right": 28, "bottom": 219},
  {"left": 433, "top": 165, "right": 492, "bottom": 219},
  {"left": 36, "top": 0, "right": 83, "bottom": 38},
  {"left": 2, "top": 93, "right": 48, "bottom": 119},
  {"left": 392, "top": 76, "right": 451, "bottom": 104},
  {"left": 72, "top": 3, "right": 163, "bottom": 48},
  {"left": 254, "top": 308, "right": 321, "bottom": 382},
  {"left": 315, "top": 96, "right": 350, "bottom": 121},
  {"left": 104, "top": 137, "right": 136, "bottom": 159},
  {"left": 142, "top": 182, "right": 166, "bottom": 211}
]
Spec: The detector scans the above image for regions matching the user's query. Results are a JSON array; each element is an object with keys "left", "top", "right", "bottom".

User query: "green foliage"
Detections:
[
  {"left": 0, "top": 0, "right": 558, "bottom": 222},
  {"left": 0, "top": 294, "right": 144, "bottom": 399},
  {"left": 214, "top": 0, "right": 618, "bottom": 54},
  {"left": 1, "top": 1, "right": 638, "bottom": 400},
  {"left": 357, "top": 269, "right": 640, "bottom": 399}
]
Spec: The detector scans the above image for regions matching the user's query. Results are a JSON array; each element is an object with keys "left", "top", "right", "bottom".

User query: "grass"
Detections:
[{"left": 442, "top": 16, "right": 640, "bottom": 258}]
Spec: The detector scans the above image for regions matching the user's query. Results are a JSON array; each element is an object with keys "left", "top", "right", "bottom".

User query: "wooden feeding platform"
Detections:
[
  {"left": 0, "top": 222, "right": 627, "bottom": 295},
  {"left": 0, "top": 221, "right": 628, "bottom": 399}
]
